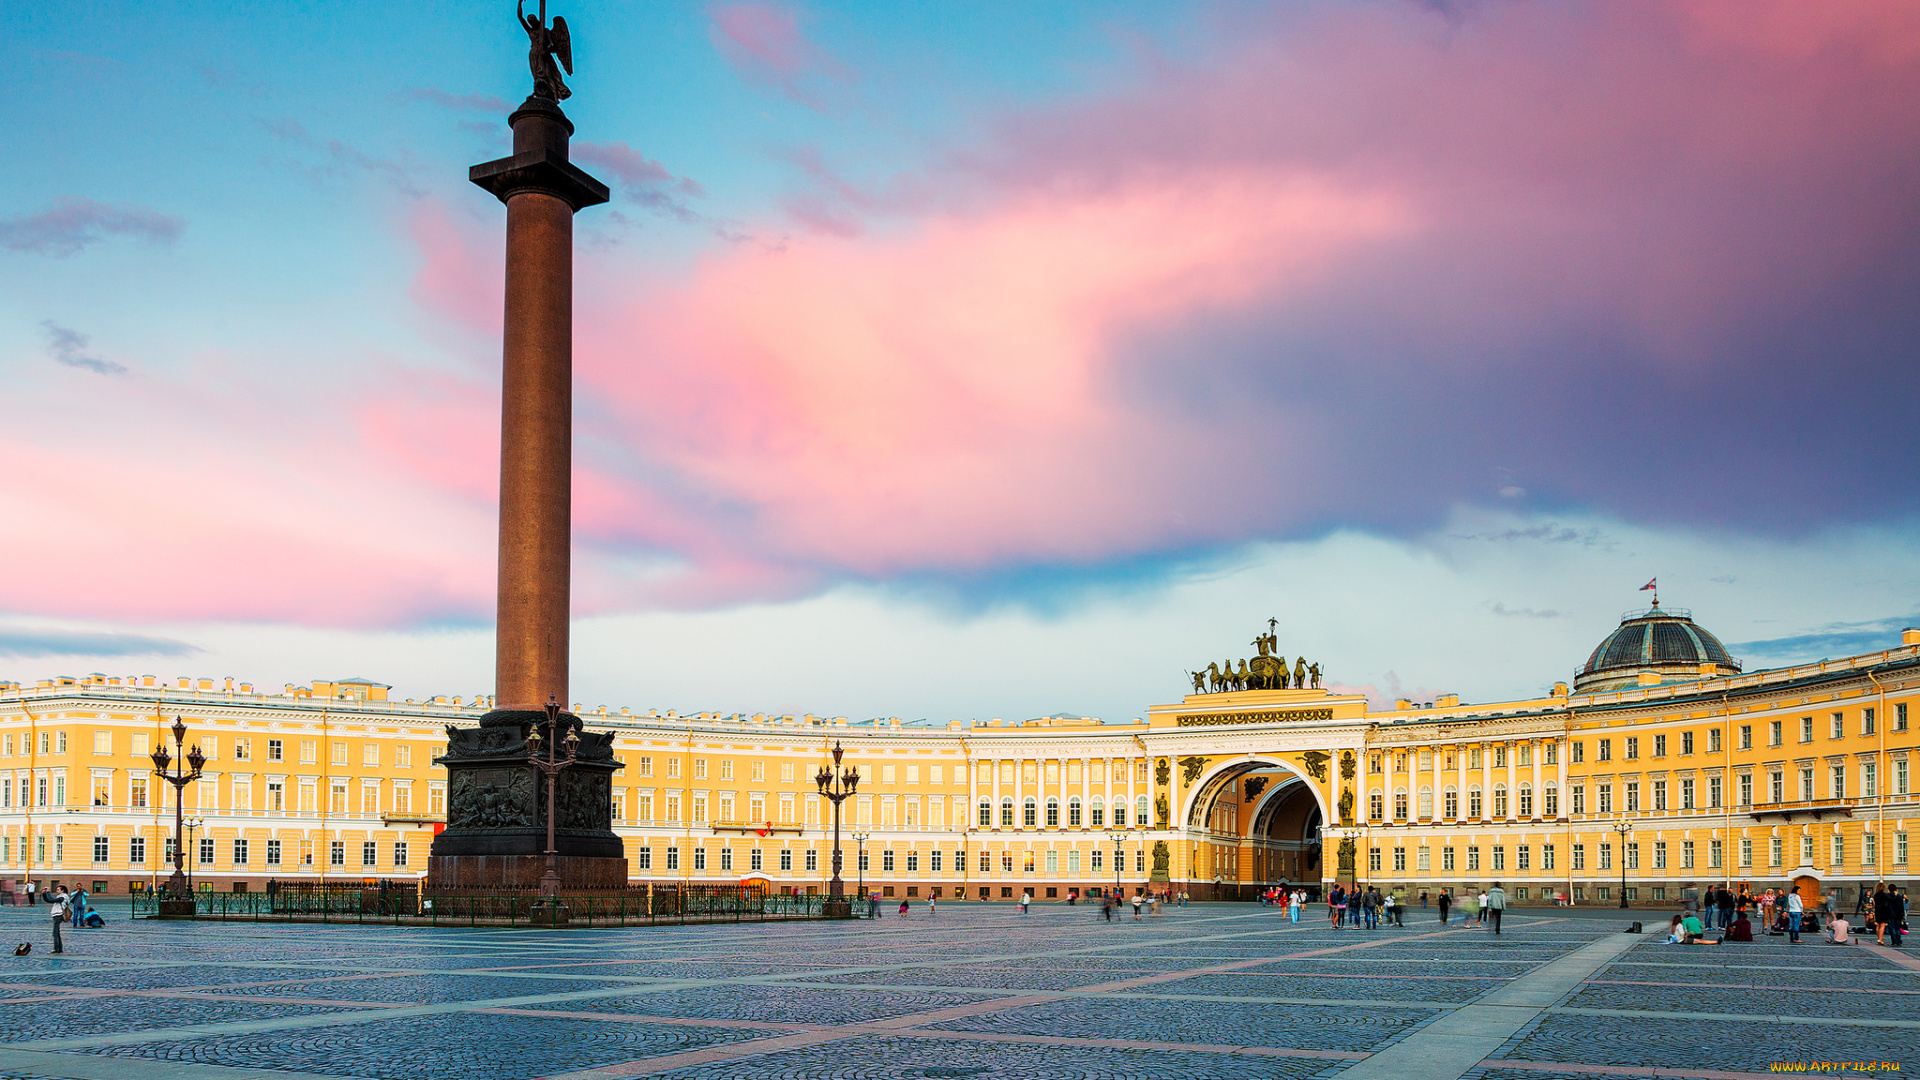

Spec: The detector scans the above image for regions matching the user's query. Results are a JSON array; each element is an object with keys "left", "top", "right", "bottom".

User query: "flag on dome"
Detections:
[{"left": 1640, "top": 578, "right": 1657, "bottom": 592}]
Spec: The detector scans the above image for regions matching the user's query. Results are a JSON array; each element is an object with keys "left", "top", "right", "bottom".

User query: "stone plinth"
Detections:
[{"left": 427, "top": 709, "right": 625, "bottom": 890}]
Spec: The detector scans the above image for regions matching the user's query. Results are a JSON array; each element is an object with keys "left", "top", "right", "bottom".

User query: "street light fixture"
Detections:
[
  {"left": 184, "top": 817, "right": 204, "bottom": 894},
  {"left": 523, "top": 695, "right": 581, "bottom": 899},
  {"left": 1612, "top": 818, "right": 1633, "bottom": 909},
  {"left": 1106, "top": 830, "right": 1127, "bottom": 902},
  {"left": 149, "top": 717, "right": 205, "bottom": 899},
  {"left": 813, "top": 742, "right": 859, "bottom": 900},
  {"left": 852, "top": 830, "right": 871, "bottom": 904}
]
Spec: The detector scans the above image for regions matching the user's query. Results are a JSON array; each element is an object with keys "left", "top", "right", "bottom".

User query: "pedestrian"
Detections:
[
  {"left": 1101, "top": 896, "right": 1113, "bottom": 921},
  {"left": 1420, "top": 890, "right": 1429, "bottom": 909},
  {"left": 898, "top": 899, "right": 909, "bottom": 917},
  {"left": 1181, "top": 890, "right": 1190, "bottom": 907},
  {"left": 928, "top": 896, "right": 937, "bottom": 916},
  {"left": 1887, "top": 888, "right": 1907, "bottom": 948},
  {"left": 1786, "top": 887, "right": 1804, "bottom": 943},
  {"left": 1290, "top": 888, "right": 1303, "bottom": 923},
  {"left": 1151, "top": 892, "right": 1162, "bottom": 917},
  {"left": 23, "top": 880, "right": 34, "bottom": 906},
  {"left": 1682, "top": 883, "right": 1698, "bottom": 916},
  {"left": 1132, "top": 892, "right": 1143, "bottom": 919},
  {"left": 1438, "top": 889, "right": 1451, "bottom": 924},
  {"left": 1485, "top": 881, "right": 1507, "bottom": 935},
  {"left": 1328, "top": 885, "right": 1344, "bottom": 929},
  {"left": 1476, "top": 890, "right": 1489, "bottom": 927},
  {"left": 47, "top": 888, "right": 68, "bottom": 955},
  {"left": 1020, "top": 891, "right": 1031, "bottom": 914},
  {"left": 1460, "top": 890, "right": 1479, "bottom": 927}
]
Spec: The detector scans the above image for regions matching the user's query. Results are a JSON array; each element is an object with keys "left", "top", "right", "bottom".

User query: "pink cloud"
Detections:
[{"left": 708, "top": 3, "right": 852, "bottom": 107}]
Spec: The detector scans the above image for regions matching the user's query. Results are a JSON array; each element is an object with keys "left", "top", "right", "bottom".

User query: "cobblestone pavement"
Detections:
[{"left": 0, "top": 902, "right": 1906, "bottom": 1080}]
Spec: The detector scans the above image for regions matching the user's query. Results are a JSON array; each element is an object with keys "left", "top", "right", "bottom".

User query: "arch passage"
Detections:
[{"left": 1185, "top": 761, "right": 1324, "bottom": 900}]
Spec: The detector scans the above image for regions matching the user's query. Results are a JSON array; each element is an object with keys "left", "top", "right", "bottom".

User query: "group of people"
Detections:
[
  {"left": 1322, "top": 884, "right": 1426, "bottom": 929},
  {"left": 1667, "top": 882, "right": 1908, "bottom": 946},
  {"left": 1259, "top": 887, "right": 1312, "bottom": 923}
]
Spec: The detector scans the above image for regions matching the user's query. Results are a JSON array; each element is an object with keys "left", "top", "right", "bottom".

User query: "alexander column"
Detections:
[{"left": 428, "top": 1, "right": 625, "bottom": 892}]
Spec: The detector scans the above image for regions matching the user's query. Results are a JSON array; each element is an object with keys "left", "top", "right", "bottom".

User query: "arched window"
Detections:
[
  {"left": 1023, "top": 797, "right": 1037, "bottom": 828},
  {"left": 1136, "top": 795, "right": 1151, "bottom": 826},
  {"left": 1067, "top": 796, "right": 1082, "bottom": 828},
  {"left": 1393, "top": 787, "right": 1409, "bottom": 820},
  {"left": 978, "top": 801, "right": 991, "bottom": 828},
  {"left": 1044, "top": 797, "right": 1060, "bottom": 828},
  {"left": 1468, "top": 785, "right": 1483, "bottom": 818},
  {"left": 1368, "top": 789, "right": 1384, "bottom": 820},
  {"left": 1418, "top": 785, "right": 1434, "bottom": 819},
  {"left": 1543, "top": 784, "right": 1559, "bottom": 817},
  {"left": 1518, "top": 784, "right": 1533, "bottom": 818},
  {"left": 1444, "top": 786, "right": 1458, "bottom": 818},
  {"left": 1493, "top": 784, "right": 1508, "bottom": 818},
  {"left": 1089, "top": 796, "right": 1105, "bottom": 828},
  {"left": 1000, "top": 798, "right": 1015, "bottom": 828},
  {"left": 1112, "top": 800, "right": 1127, "bottom": 828}
]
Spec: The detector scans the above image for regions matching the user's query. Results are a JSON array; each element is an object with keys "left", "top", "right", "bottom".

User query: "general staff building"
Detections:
[{"left": 1, "top": 605, "right": 1914, "bottom": 906}]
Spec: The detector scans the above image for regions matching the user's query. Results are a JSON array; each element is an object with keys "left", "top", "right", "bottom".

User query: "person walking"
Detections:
[
  {"left": 1019, "top": 891, "right": 1031, "bottom": 914},
  {"left": 1131, "top": 892, "right": 1143, "bottom": 920},
  {"left": 47, "top": 887, "right": 68, "bottom": 954},
  {"left": 1885, "top": 888, "right": 1906, "bottom": 948},
  {"left": 1290, "top": 888, "right": 1303, "bottom": 924},
  {"left": 23, "top": 880, "right": 34, "bottom": 906},
  {"left": 1485, "top": 881, "right": 1507, "bottom": 935},
  {"left": 1460, "top": 890, "right": 1479, "bottom": 928},
  {"left": 1438, "top": 889, "right": 1451, "bottom": 924},
  {"left": 928, "top": 895, "right": 937, "bottom": 916},
  {"left": 1101, "top": 895, "right": 1113, "bottom": 922},
  {"left": 1786, "top": 888, "right": 1804, "bottom": 943},
  {"left": 1420, "top": 890, "right": 1429, "bottom": 910}
]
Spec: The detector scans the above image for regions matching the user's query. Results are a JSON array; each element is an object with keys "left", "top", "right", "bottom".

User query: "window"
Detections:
[
  {"left": 1863, "top": 833, "right": 1875, "bottom": 866},
  {"left": 1001, "top": 799, "right": 1015, "bottom": 828},
  {"left": 1444, "top": 787, "right": 1458, "bottom": 818},
  {"left": 1572, "top": 784, "right": 1585, "bottom": 815},
  {"left": 300, "top": 739, "right": 316, "bottom": 764},
  {"left": 1468, "top": 786, "right": 1482, "bottom": 817},
  {"left": 1625, "top": 737, "right": 1639, "bottom": 760},
  {"left": 330, "top": 741, "right": 347, "bottom": 766},
  {"left": 360, "top": 841, "right": 377, "bottom": 867},
  {"left": 1709, "top": 838, "right": 1723, "bottom": 868},
  {"left": 1800, "top": 767, "right": 1815, "bottom": 802},
  {"left": 1517, "top": 785, "right": 1532, "bottom": 817},
  {"left": 268, "top": 739, "right": 283, "bottom": 762},
  {"left": 1068, "top": 797, "right": 1081, "bottom": 827},
  {"left": 979, "top": 801, "right": 991, "bottom": 827},
  {"left": 1800, "top": 716, "right": 1813, "bottom": 743},
  {"left": 92, "top": 731, "right": 111, "bottom": 756},
  {"left": 1022, "top": 798, "right": 1036, "bottom": 828},
  {"left": 1597, "top": 783, "right": 1612, "bottom": 814},
  {"left": 1545, "top": 843, "right": 1559, "bottom": 871},
  {"left": 666, "top": 846, "right": 680, "bottom": 871},
  {"left": 1897, "top": 759, "right": 1910, "bottom": 795},
  {"left": 1492, "top": 845, "right": 1505, "bottom": 871},
  {"left": 1369, "top": 791, "right": 1384, "bottom": 819},
  {"left": 1598, "top": 842, "right": 1611, "bottom": 871},
  {"left": 693, "top": 759, "right": 707, "bottom": 780},
  {"left": 330, "top": 841, "right": 345, "bottom": 866},
  {"left": 1469, "top": 747, "right": 1482, "bottom": 770},
  {"left": 1572, "top": 741, "right": 1584, "bottom": 763},
  {"left": 699, "top": 847, "right": 712, "bottom": 871},
  {"left": 1738, "top": 839, "right": 1749, "bottom": 867},
  {"left": 1830, "top": 712, "right": 1843, "bottom": 740},
  {"left": 1653, "top": 841, "right": 1667, "bottom": 869},
  {"left": 1832, "top": 764, "right": 1846, "bottom": 800},
  {"left": 1769, "top": 770, "right": 1784, "bottom": 803},
  {"left": 1441, "top": 845, "right": 1455, "bottom": 871},
  {"left": 1597, "top": 739, "right": 1611, "bottom": 762},
  {"left": 1896, "top": 703, "right": 1908, "bottom": 732},
  {"left": 1655, "top": 734, "right": 1667, "bottom": 757},
  {"left": 1626, "top": 842, "right": 1640, "bottom": 870},
  {"left": 1045, "top": 798, "right": 1059, "bottom": 828},
  {"left": 1831, "top": 834, "right": 1845, "bottom": 866},
  {"left": 1652, "top": 779, "right": 1666, "bottom": 811},
  {"left": 233, "top": 839, "right": 249, "bottom": 865},
  {"left": 199, "top": 837, "right": 215, "bottom": 865},
  {"left": 1492, "top": 785, "right": 1506, "bottom": 818},
  {"left": 665, "top": 758, "right": 680, "bottom": 779},
  {"left": 1369, "top": 847, "right": 1382, "bottom": 873},
  {"left": 1770, "top": 836, "right": 1783, "bottom": 866},
  {"left": 1393, "top": 846, "right": 1406, "bottom": 872},
  {"left": 1395, "top": 789, "right": 1409, "bottom": 819},
  {"left": 265, "top": 839, "right": 280, "bottom": 866},
  {"left": 1864, "top": 761, "right": 1878, "bottom": 797},
  {"left": 1863, "top": 708, "right": 1875, "bottom": 736},
  {"left": 1544, "top": 785, "right": 1558, "bottom": 816},
  {"left": 130, "top": 836, "right": 146, "bottom": 864},
  {"left": 719, "top": 760, "right": 733, "bottom": 781},
  {"left": 1466, "top": 846, "right": 1480, "bottom": 871},
  {"left": 807, "top": 849, "right": 820, "bottom": 871},
  {"left": 751, "top": 847, "right": 764, "bottom": 871},
  {"left": 91, "top": 775, "right": 110, "bottom": 807},
  {"left": 1545, "top": 742, "right": 1557, "bottom": 765},
  {"left": 1769, "top": 721, "right": 1782, "bottom": 747},
  {"left": 1681, "top": 731, "right": 1693, "bottom": 755},
  {"left": 881, "top": 849, "right": 893, "bottom": 872},
  {"left": 1680, "top": 777, "right": 1694, "bottom": 809},
  {"left": 93, "top": 835, "right": 109, "bottom": 864},
  {"left": 393, "top": 842, "right": 408, "bottom": 867}
]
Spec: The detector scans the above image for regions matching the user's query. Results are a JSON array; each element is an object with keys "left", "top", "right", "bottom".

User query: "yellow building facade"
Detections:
[{"left": 0, "top": 608, "right": 1913, "bottom": 906}]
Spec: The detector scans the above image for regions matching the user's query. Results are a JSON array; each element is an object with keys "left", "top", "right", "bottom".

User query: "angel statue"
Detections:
[{"left": 520, "top": 0, "right": 575, "bottom": 101}]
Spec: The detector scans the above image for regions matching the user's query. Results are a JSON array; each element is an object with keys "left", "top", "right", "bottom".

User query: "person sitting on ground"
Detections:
[
  {"left": 1724, "top": 913, "right": 1753, "bottom": 942},
  {"left": 1680, "top": 912, "right": 1708, "bottom": 943},
  {"left": 1666, "top": 913, "right": 1688, "bottom": 944},
  {"left": 1827, "top": 914, "right": 1852, "bottom": 945}
]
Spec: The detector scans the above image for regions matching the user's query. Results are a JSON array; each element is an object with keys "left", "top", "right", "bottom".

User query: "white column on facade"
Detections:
[
  {"left": 1531, "top": 741, "right": 1544, "bottom": 820},
  {"left": 1081, "top": 756, "right": 1091, "bottom": 830},
  {"left": 1457, "top": 743, "right": 1469, "bottom": 820},
  {"left": 1482, "top": 742, "right": 1495, "bottom": 819},
  {"left": 1557, "top": 740, "right": 1569, "bottom": 818},
  {"left": 1103, "top": 757, "right": 1114, "bottom": 824},
  {"left": 1012, "top": 757, "right": 1023, "bottom": 829},
  {"left": 1507, "top": 742, "right": 1519, "bottom": 820},
  {"left": 968, "top": 754, "right": 978, "bottom": 829},
  {"left": 990, "top": 757, "right": 1001, "bottom": 831}
]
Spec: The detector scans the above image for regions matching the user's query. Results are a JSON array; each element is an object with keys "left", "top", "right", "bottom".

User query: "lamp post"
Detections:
[
  {"left": 1612, "top": 818, "right": 1633, "bottom": 909},
  {"left": 149, "top": 717, "right": 205, "bottom": 899},
  {"left": 852, "top": 831, "right": 871, "bottom": 903},
  {"left": 1106, "top": 830, "right": 1127, "bottom": 901},
  {"left": 523, "top": 695, "right": 580, "bottom": 898},
  {"left": 184, "top": 817, "right": 204, "bottom": 894},
  {"left": 813, "top": 742, "right": 859, "bottom": 899}
]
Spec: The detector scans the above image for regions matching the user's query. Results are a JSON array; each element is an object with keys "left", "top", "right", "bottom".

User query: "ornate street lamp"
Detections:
[
  {"left": 813, "top": 742, "right": 859, "bottom": 898},
  {"left": 1106, "top": 830, "right": 1127, "bottom": 901},
  {"left": 150, "top": 717, "right": 205, "bottom": 899},
  {"left": 523, "top": 695, "right": 581, "bottom": 898},
  {"left": 1612, "top": 818, "right": 1633, "bottom": 909},
  {"left": 184, "top": 817, "right": 204, "bottom": 893}
]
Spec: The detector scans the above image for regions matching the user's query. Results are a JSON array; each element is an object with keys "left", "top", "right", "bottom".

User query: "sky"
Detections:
[{"left": 3, "top": 0, "right": 1918, "bottom": 722}]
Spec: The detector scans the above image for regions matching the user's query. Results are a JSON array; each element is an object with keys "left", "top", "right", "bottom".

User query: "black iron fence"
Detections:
[{"left": 133, "top": 884, "right": 874, "bottom": 926}]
